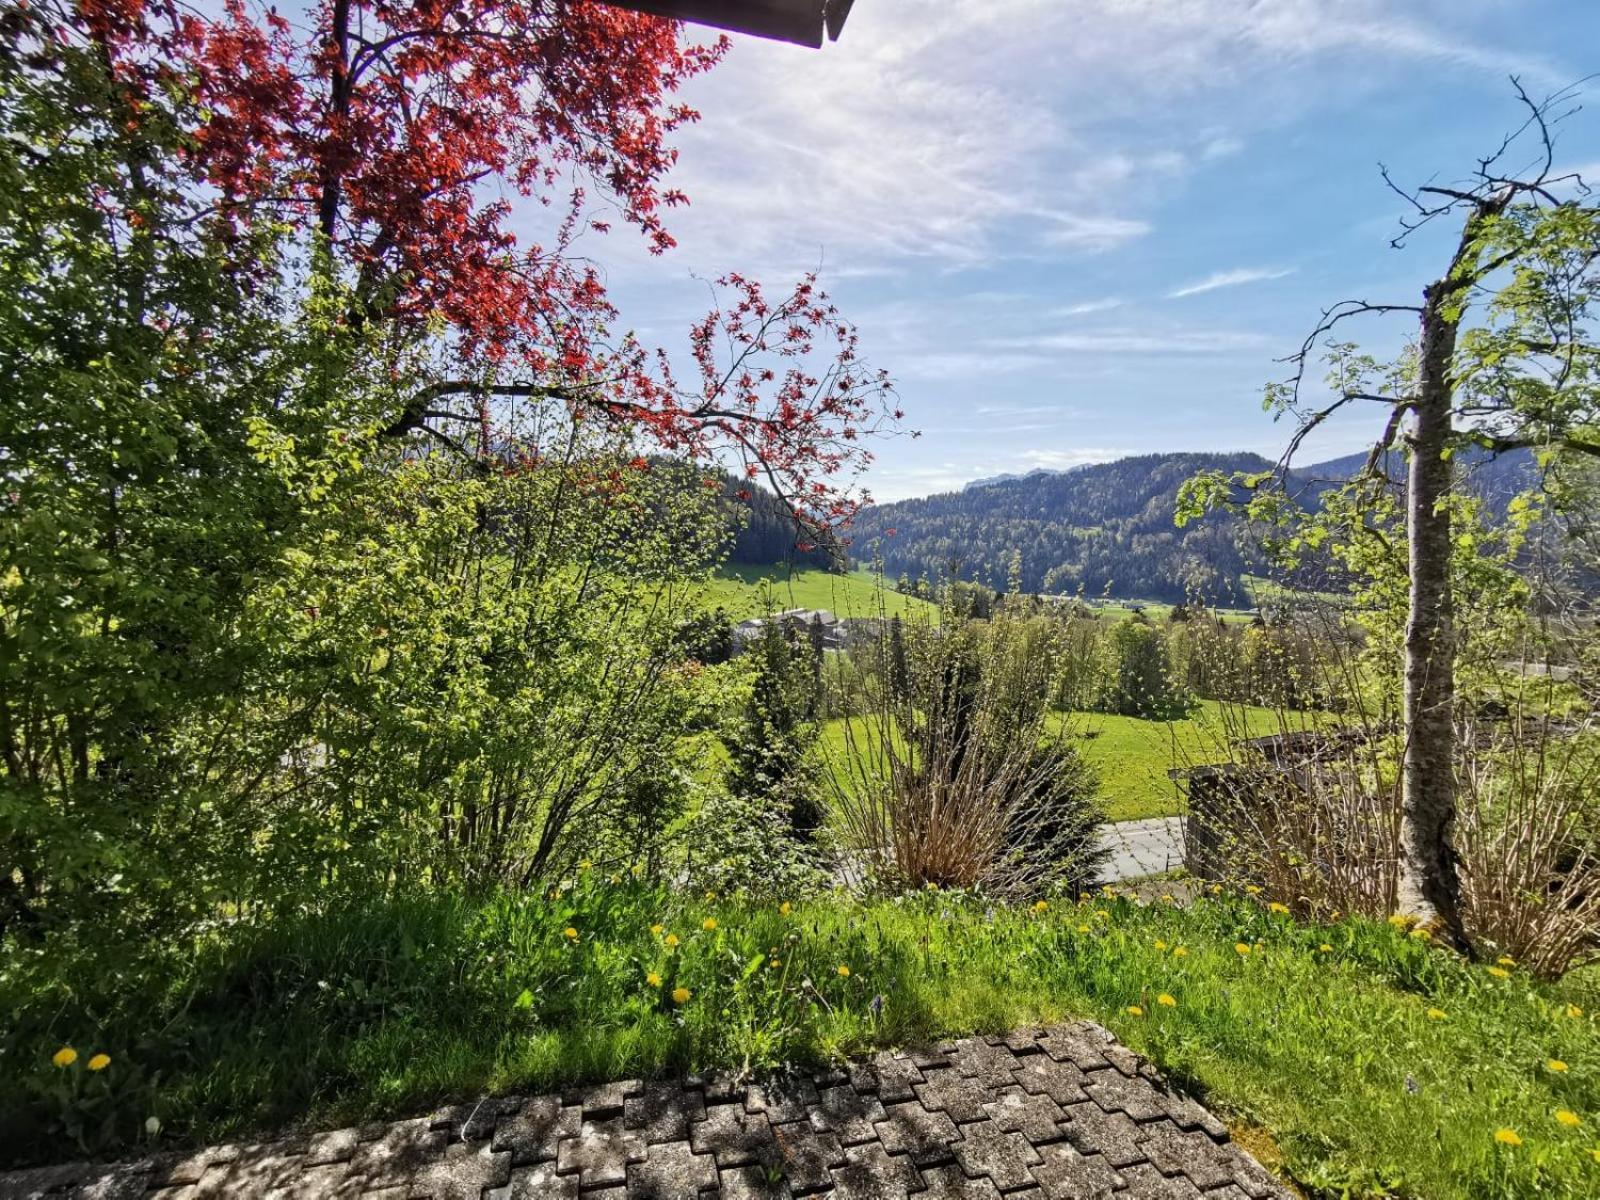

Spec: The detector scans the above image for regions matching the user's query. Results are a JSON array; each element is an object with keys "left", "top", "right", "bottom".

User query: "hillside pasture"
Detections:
[{"left": 700, "top": 566, "right": 935, "bottom": 621}]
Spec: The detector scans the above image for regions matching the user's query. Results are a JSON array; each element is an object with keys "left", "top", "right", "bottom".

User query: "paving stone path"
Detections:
[{"left": 1, "top": 1022, "right": 1291, "bottom": 1200}]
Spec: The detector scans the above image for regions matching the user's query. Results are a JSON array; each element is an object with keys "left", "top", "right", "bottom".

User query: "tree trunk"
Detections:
[{"left": 1397, "top": 277, "right": 1467, "bottom": 947}]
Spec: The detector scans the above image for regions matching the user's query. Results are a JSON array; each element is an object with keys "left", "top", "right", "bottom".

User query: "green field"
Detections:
[
  {"left": 1065, "top": 701, "right": 1307, "bottom": 821},
  {"left": 820, "top": 702, "right": 1316, "bottom": 824},
  {"left": 699, "top": 566, "right": 935, "bottom": 621}
]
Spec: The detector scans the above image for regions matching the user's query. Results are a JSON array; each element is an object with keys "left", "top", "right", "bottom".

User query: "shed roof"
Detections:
[{"left": 604, "top": 0, "right": 855, "bottom": 47}]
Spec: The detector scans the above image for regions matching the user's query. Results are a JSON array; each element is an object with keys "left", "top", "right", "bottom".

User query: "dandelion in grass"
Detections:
[
  {"left": 87, "top": 1054, "right": 110, "bottom": 1071},
  {"left": 665, "top": 934, "right": 680, "bottom": 949},
  {"left": 1495, "top": 1128, "right": 1522, "bottom": 1146},
  {"left": 1234, "top": 943, "right": 1251, "bottom": 956},
  {"left": 650, "top": 923, "right": 664, "bottom": 935},
  {"left": 1319, "top": 944, "right": 1333, "bottom": 953},
  {"left": 1591, "top": 1148, "right": 1600, "bottom": 1163},
  {"left": 705, "top": 890, "right": 718, "bottom": 902},
  {"left": 646, "top": 972, "right": 662, "bottom": 988},
  {"left": 1548, "top": 1060, "right": 1569, "bottom": 1073},
  {"left": 1427, "top": 1008, "right": 1447, "bottom": 1021},
  {"left": 1127, "top": 1005, "right": 1144, "bottom": 1017},
  {"left": 1487, "top": 966, "right": 1510, "bottom": 979},
  {"left": 779, "top": 902, "right": 792, "bottom": 917},
  {"left": 1567, "top": 1004, "right": 1584, "bottom": 1018},
  {"left": 1033, "top": 901, "right": 1049, "bottom": 914},
  {"left": 672, "top": 987, "right": 691, "bottom": 1005},
  {"left": 1208, "top": 884, "right": 1223, "bottom": 895},
  {"left": 579, "top": 860, "right": 593, "bottom": 872},
  {"left": 1077, "top": 924, "right": 1091, "bottom": 934},
  {"left": 769, "top": 958, "right": 781, "bottom": 969},
  {"left": 1157, "top": 993, "right": 1177, "bottom": 1008},
  {"left": 702, "top": 918, "right": 718, "bottom": 932},
  {"left": 1160, "top": 894, "right": 1175, "bottom": 904},
  {"left": 564, "top": 927, "right": 578, "bottom": 941},
  {"left": 1094, "top": 910, "right": 1110, "bottom": 920},
  {"left": 837, "top": 965, "right": 851, "bottom": 978},
  {"left": 1154, "top": 939, "right": 1168, "bottom": 951},
  {"left": 1244, "top": 885, "right": 1261, "bottom": 896},
  {"left": 1556, "top": 1111, "right": 1582, "bottom": 1128},
  {"left": 1410, "top": 927, "right": 1431, "bottom": 941},
  {"left": 1172, "top": 947, "right": 1188, "bottom": 958},
  {"left": 1268, "top": 902, "right": 1289, "bottom": 916},
  {"left": 1497, "top": 956, "right": 1516, "bottom": 967},
  {"left": 52, "top": 1047, "right": 77, "bottom": 1068}
]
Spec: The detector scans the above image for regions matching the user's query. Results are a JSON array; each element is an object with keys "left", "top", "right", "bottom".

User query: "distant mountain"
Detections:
[
  {"left": 846, "top": 445, "right": 1545, "bottom": 608},
  {"left": 848, "top": 452, "right": 1276, "bottom": 607}
]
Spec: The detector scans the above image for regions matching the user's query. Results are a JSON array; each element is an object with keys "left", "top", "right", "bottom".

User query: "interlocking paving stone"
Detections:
[
  {"left": 554, "top": 1117, "right": 645, "bottom": 1188},
  {"left": 623, "top": 1140, "right": 718, "bottom": 1198},
  {"left": 806, "top": 1084, "right": 887, "bottom": 1146},
  {"left": 624, "top": 1084, "right": 707, "bottom": 1144},
  {"left": 1, "top": 1023, "right": 1292, "bottom": 1200},
  {"left": 873, "top": 1100, "right": 960, "bottom": 1166},
  {"left": 689, "top": 1102, "right": 779, "bottom": 1169},
  {"left": 827, "top": 1142, "right": 924, "bottom": 1199},
  {"left": 490, "top": 1096, "right": 579, "bottom": 1165},
  {"left": 981, "top": 1085, "right": 1067, "bottom": 1144},
  {"left": 917, "top": 1163, "right": 1005, "bottom": 1199},
  {"left": 1027, "top": 1142, "right": 1124, "bottom": 1199},
  {"left": 769, "top": 1121, "right": 845, "bottom": 1193},
  {"left": 949, "top": 1117, "right": 1042, "bottom": 1191}
]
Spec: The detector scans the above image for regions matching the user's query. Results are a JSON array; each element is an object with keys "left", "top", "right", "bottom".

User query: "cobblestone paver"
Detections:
[{"left": 1, "top": 1023, "right": 1292, "bottom": 1199}]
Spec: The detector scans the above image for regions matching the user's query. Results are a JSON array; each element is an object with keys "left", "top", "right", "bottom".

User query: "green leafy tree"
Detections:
[
  {"left": 1181, "top": 87, "right": 1600, "bottom": 946},
  {"left": 726, "top": 622, "right": 824, "bottom": 840}
]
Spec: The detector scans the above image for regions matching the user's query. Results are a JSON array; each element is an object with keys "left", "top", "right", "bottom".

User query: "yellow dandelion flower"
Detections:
[
  {"left": 769, "top": 958, "right": 781, "bottom": 969},
  {"left": 650, "top": 923, "right": 664, "bottom": 935},
  {"left": 1567, "top": 1004, "right": 1584, "bottom": 1019},
  {"left": 779, "top": 902, "right": 792, "bottom": 917},
  {"left": 1245, "top": 885, "right": 1262, "bottom": 895},
  {"left": 1591, "top": 1148, "right": 1600, "bottom": 1163},
  {"left": 1157, "top": 993, "right": 1177, "bottom": 1008},
  {"left": 1160, "top": 894, "right": 1175, "bottom": 904},
  {"left": 1487, "top": 967, "right": 1510, "bottom": 980},
  {"left": 1268, "top": 902, "right": 1289, "bottom": 915},
  {"left": 564, "top": 926, "right": 578, "bottom": 941},
  {"left": 1495, "top": 1128, "right": 1522, "bottom": 1146},
  {"left": 1033, "top": 900, "right": 1049, "bottom": 914},
  {"left": 631, "top": 863, "right": 644, "bottom": 876},
  {"left": 1077, "top": 924, "right": 1091, "bottom": 934},
  {"left": 837, "top": 965, "right": 851, "bottom": 978},
  {"left": 1497, "top": 956, "right": 1517, "bottom": 967},
  {"left": 1549, "top": 1060, "right": 1569, "bottom": 1073},
  {"left": 579, "top": 860, "right": 593, "bottom": 871},
  {"left": 1387, "top": 914, "right": 1411, "bottom": 928},
  {"left": 646, "top": 972, "right": 663, "bottom": 988},
  {"left": 1234, "top": 943, "right": 1252, "bottom": 956},
  {"left": 1410, "top": 927, "right": 1432, "bottom": 941},
  {"left": 87, "top": 1054, "right": 110, "bottom": 1072},
  {"left": 1208, "top": 884, "right": 1223, "bottom": 895},
  {"left": 1094, "top": 909, "right": 1110, "bottom": 920},
  {"left": 1319, "top": 944, "right": 1333, "bottom": 953},
  {"left": 1172, "top": 946, "right": 1188, "bottom": 958},
  {"left": 665, "top": 934, "right": 680, "bottom": 948},
  {"left": 52, "top": 1047, "right": 77, "bottom": 1068},
  {"left": 1153, "top": 939, "right": 1168, "bottom": 951},
  {"left": 1127, "top": 1005, "right": 1144, "bottom": 1017},
  {"left": 1557, "top": 1111, "right": 1582, "bottom": 1128},
  {"left": 1427, "top": 1008, "right": 1448, "bottom": 1021},
  {"left": 702, "top": 918, "right": 718, "bottom": 932},
  {"left": 672, "top": 987, "right": 691, "bottom": 1005},
  {"left": 705, "top": 890, "right": 718, "bottom": 902}
]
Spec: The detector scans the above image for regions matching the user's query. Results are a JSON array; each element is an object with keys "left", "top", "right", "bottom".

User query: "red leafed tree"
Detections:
[{"left": 72, "top": 0, "right": 898, "bottom": 520}]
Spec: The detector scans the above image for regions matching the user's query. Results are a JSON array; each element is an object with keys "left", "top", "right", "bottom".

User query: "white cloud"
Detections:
[
  {"left": 992, "top": 328, "right": 1274, "bottom": 355},
  {"left": 1020, "top": 448, "right": 1127, "bottom": 471},
  {"left": 1052, "top": 298, "right": 1125, "bottom": 317},
  {"left": 1168, "top": 267, "right": 1296, "bottom": 298}
]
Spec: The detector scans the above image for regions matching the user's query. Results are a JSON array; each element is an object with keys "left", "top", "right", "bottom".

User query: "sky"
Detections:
[{"left": 581, "top": 0, "right": 1600, "bottom": 502}]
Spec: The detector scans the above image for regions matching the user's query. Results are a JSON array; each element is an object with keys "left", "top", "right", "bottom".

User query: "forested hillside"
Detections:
[
  {"left": 847, "top": 452, "right": 1274, "bottom": 605},
  {"left": 846, "top": 446, "right": 1543, "bottom": 606}
]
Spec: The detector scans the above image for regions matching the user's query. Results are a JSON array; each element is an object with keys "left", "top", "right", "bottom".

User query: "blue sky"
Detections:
[{"left": 585, "top": 0, "right": 1600, "bottom": 501}]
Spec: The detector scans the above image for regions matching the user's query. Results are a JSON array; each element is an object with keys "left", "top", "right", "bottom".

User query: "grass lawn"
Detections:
[
  {"left": 1066, "top": 701, "right": 1314, "bottom": 822},
  {"left": 699, "top": 566, "right": 935, "bottom": 621},
  {"left": 10, "top": 885, "right": 1596, "bottom": 1197}
]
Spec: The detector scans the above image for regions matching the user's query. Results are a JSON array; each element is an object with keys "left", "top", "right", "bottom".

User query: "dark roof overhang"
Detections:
[{"left": 604, "top": 0, "right": 855, "bottom": 48}]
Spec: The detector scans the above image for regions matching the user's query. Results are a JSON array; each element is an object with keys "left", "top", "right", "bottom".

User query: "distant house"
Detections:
[{"left": 732, "top": 608, "right": 877, "bottom": 654}]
